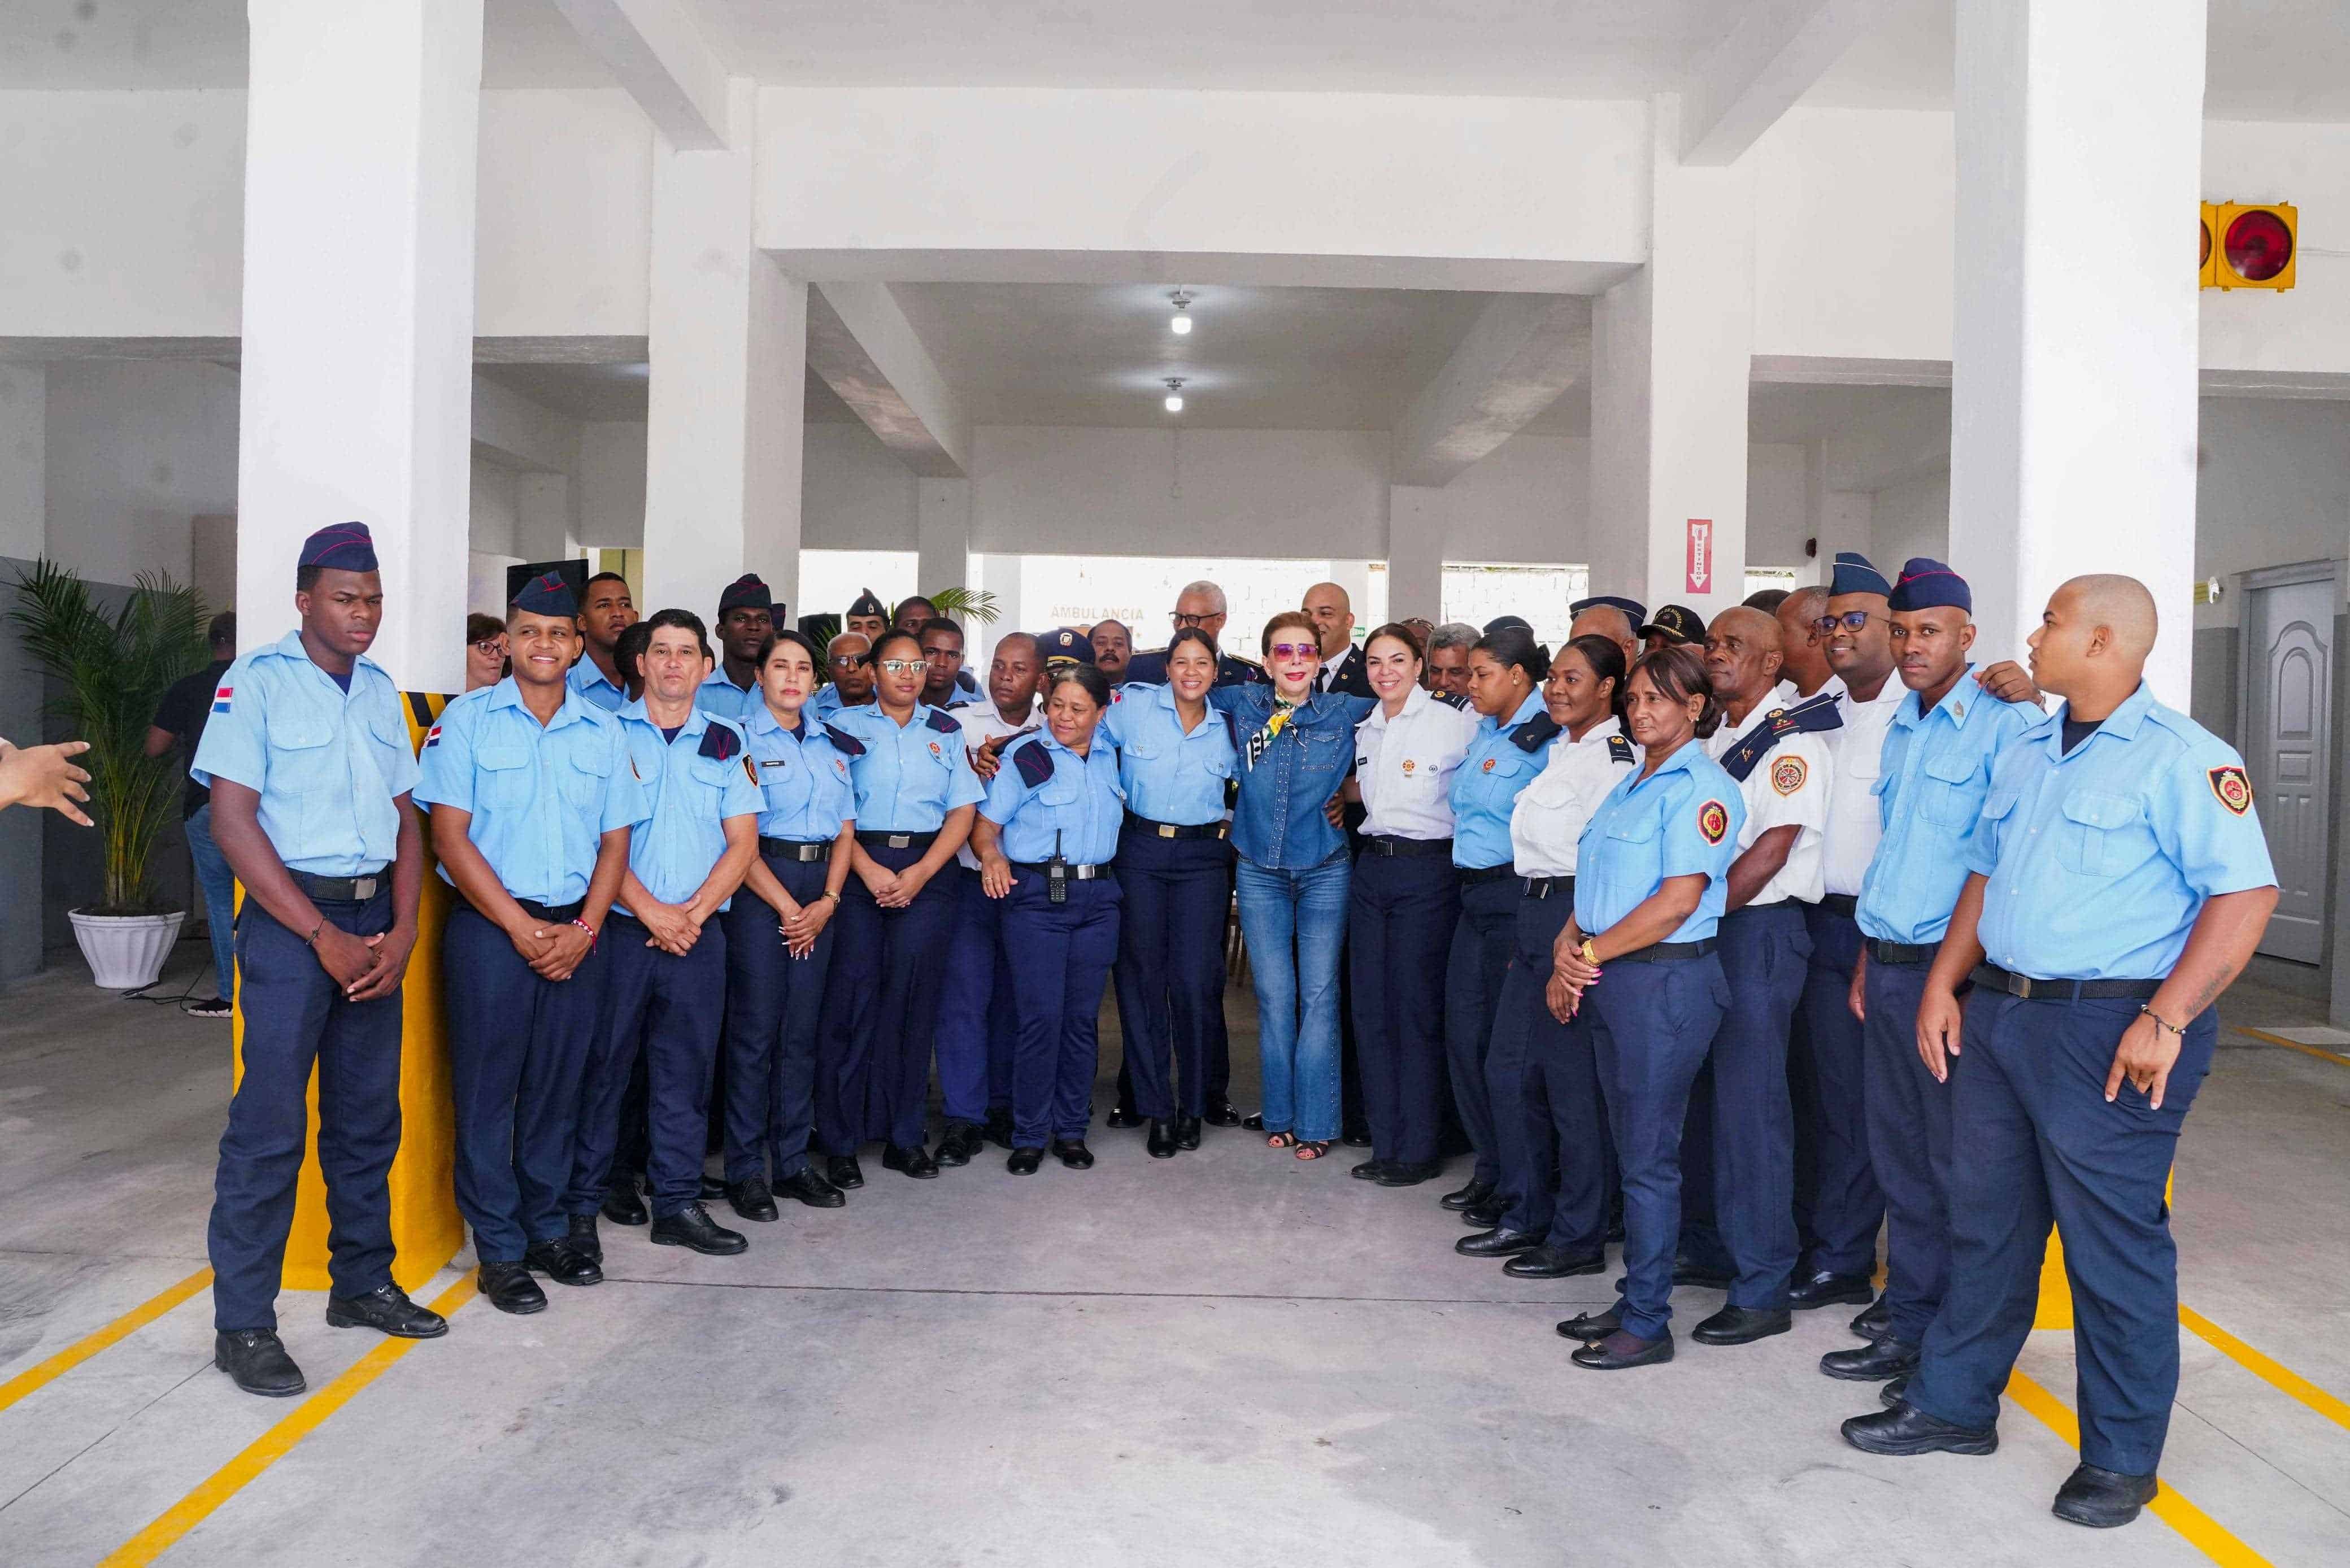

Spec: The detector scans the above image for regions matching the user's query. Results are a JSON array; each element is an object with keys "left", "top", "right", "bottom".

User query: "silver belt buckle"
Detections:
[
  {"left": 1156, "top": 822, "right": 1178, "bottom": 839},
  {"left": 2010, "top": 973, "right": 2034, "bottom": 999},
  {"left": 352, "top": 876, "right": 380, "bottom": 900},
  {"left": 886, "top": 833, "right": 912, "bottom": 849}
]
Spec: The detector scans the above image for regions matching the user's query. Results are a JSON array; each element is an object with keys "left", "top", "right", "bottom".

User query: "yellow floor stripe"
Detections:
[
  {"left": 2003, "top": 1369, "right": 2272, "bottom": 1567},
  {"left": 0, "top": 1268, "right": 213, "bottom": 1415},
  {"left": 2178, "top": 1305, "right": 2350, "bottom": 1435},
  {"left": 97, "top": 1275, "right": 477, "bottom": 1568},
  {"left": 2231, "top": 1024, "right": 2350, "bottom": 1070}
]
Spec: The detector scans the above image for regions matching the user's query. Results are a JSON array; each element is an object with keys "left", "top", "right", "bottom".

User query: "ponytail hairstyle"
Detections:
[
  {"left": 1471, "top": 624, "right": 1551, "bottom": 685},
  {"left": 1630, "top": 643, "right": 1725, "bottom": 739},
  {"left": 1563, "top": 633, "right": 1630, "bottom": 724},
  {"left": 1048, "top": 662, "right": 1115, "bottom": 711}
]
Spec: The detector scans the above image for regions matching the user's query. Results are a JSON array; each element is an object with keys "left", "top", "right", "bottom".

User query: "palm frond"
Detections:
[{"left": 925, "top": 587, "right": 1000, "bottom": 626}]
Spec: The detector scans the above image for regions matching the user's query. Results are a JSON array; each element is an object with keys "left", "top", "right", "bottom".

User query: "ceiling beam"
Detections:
[
  {"left": 806, "top": 284, "right": 971, "bottom": 479},
  {"left": 1679, "top": 0, "right": 1895, "bottom": 167},
  {"left": 1391, "top": 295, "right": 1591, "bottom": 488},
  {"left": 547, "top": 0, "right": 730, "bottom": 151}
]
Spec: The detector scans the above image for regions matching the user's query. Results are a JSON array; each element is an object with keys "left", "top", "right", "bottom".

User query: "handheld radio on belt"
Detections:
[{"left": 1047, "top": 828, "right": 1069, "bottom": 905}]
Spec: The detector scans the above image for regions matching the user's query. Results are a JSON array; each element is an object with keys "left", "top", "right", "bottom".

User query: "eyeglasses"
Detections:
[
  {"left": 469, "top": 639, "right": 503, "bottom": 656},
  {"left": 1812, "top": 611, "right": 1877, "bottom": 634},
  {"left": 830, "top": 653, "right": 870, "bottom": 669},
  {"left": 1269, "top": 643, "right": 1318, "bottom": 661},
  {"left": 876, "top": 658, "right": 928, "bottom": 676},
  {"left": 1172, "top": 611, "right": 1220, "bottom": 628}
]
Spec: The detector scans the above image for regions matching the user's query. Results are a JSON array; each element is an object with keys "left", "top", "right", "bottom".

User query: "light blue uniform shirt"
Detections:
[
  {"left": 741, "top": 702, "right": 856, "bottom": 842},
  {"left": 810, "top": 685, "right": 851, "bottom": 723},
  {"left": 612, "top": 702, "right": 764, "bottom": 918},
  {"left": 828, "top": 701, "right": 986, "bottom": 834},
  {"left": 1100, "top": 682, "right": 1237, "bottom": 826},
  {"left": 981, "top": 733, "right": 1127, "bottom": 864},
  {"left": 415, "top": 677, "right": 650, "bottom": 906},
  {"left": 1574, "top": 741, "right": 1747, "bottom": 944},
  {"left": 694, "top": 668, "right": 758, "bottom": 724},
  {"left": 1856, "top": 667, "right": 2038, "bottom": 945},
  {"left": 1450, "top": 691, "right": 1551, "bottom": 869},
  {"left": 566, "top": 655, "right": 628, "bottom": 713},
  {"left": 1968, "top": 682, "right": 2275, "bottom": 980},
  {"left": 190, "top": 631, "right": 418, "bottom": 876}
]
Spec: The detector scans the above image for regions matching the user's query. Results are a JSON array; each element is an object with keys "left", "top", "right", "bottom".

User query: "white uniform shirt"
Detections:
[
  {"left": 1821, "top": 676, "right": 1906, "bottom": 897},
  {"left": 1509, "top": 716, "right": 1640, "bottom": 877},
  {"left": 947, "top": 699, "right": 1041, "bottom": 869},
  {"left": 1705, "top": 697, "right": 1833, "bottom": 907},
  {"left": 1355, "top": 686, "right": 1480, "bottom": 841}
]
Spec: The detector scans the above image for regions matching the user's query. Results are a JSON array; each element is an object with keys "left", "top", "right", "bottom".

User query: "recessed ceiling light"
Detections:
[
  {"left": 1163, "top": 377, "right": 1185, "bottom": 413},
  {"left": 1169, "top": 289, "right": 1194, "bottom": 334}
]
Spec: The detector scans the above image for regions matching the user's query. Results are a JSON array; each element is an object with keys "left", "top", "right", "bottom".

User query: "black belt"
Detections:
[
  {"left": 1816, "top": 893, "right": 1859, "bottom": 919},
  {"left": 290, "top": 868, "right": 388, "bottom": 903},
  {"left": 1866, "top": 938, "right": 1938, "bottom": 965},
  {"left": 856, "top": 830, "right": 939, "bottom": 852},
  {"left": 1122, "top": 811, "right": 1229, "bottom": 842},
  {"left": 1457, "top": 863, "right": 1514, "bottom": 886},
  {"left": 1011, "top": 861, "right": 1115, "bottom": 881},
  {"left": 759, "top": 837, "right": 831, "bottom": 861},
  {"left": 1972, "top": 965, "right": 2162, "bottom": 1001},
  {"left": 1363, "top": 834, "right": 1452, "bottom": 859},
  {"left": 1522, "top": 875, "right": 1574, "bottom": 901},
  {"left": 477, "top": 895, "right": 585, "bottom": 925},
  {"left": 1612, "top": 938, "right": 1718, "bottom": 963}
]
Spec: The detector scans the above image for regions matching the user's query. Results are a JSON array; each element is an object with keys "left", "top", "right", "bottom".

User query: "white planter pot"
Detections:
[{"left": 68, "top": 909, "right": 186, "bottom": 990}]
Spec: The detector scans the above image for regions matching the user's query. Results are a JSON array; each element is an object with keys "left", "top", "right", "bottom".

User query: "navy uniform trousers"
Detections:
[
  {"left": 720, "top": 851, "right": 838, "bottom": 1182},
  {"left": 1681, "top": 901, "right": 1808, "bottom": 1310},
  {"left": 1113, "top": 825, "right": 1235, "bottom": 1121},
  {"left": 935, "top": 865, "right": 1016, "bottom": 1127},
  {"left": 1491, "top": 882, "right": 1615, "bottom": 1251},
  {"left": 1860, "top": 953, "right": 1951, "bottom": 1345},
  {"left": 1792, "top": 901, "right": 1885, "bottom": 1277},
  {"left": 1114, "top": 857, "right": 1237, "bottom": 1114},
  {"left": 1444, "top": 873, "right": 1520, "bottom": 1188},
  {"left": 1346, "top": 847, "right": 1457, "bottom": 1166},
  {"left": 1004, "top": 874, "right": 1123, "bottom": 1147},
  {"left": 443, "top": 901, "right": 606, "bottom": 1264},
  {"left": 1909, "top": 991, "right": 2216, "bottom": 1475},
  {"left": 1585, "top": 952, "right": 1727, "bottom": 1341},
  {"left": 210, "top": 892, "right": 402, "bottom": 1332},
  {"left": 568, "top": 914, "right": 726, "bottom": 1219},
  {"left": 816, "top": 840, "right": 956, "bottom": 1153}
]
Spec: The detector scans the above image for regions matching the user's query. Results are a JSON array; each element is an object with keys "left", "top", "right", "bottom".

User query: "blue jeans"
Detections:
[
  {"left": 1234, "top": 851, "right": 1350, "bottom": 1142},
  {"left": 186, "top": 802, "right": 237, "bottom": 1001}
]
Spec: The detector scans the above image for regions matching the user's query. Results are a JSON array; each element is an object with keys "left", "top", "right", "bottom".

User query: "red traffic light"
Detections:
[
  {"left": 2224, "top": 209, "right": 2294, "bottom": 282},
  {"left": 2200, "top": 217, "right": 2212, "bottom": 268}
]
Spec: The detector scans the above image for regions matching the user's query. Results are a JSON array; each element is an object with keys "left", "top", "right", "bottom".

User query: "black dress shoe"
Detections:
[
  {"left": 727, "top": 1176, "right": 779, "bottom": 1222},
  {"left": 1840, "top": 1402, "right": 1998, "bottom": 1457},
  {"left": 215, "top": 1329, "right": 306, "bottom": 1396},
  {"left": 1670, "top": 1254, "right": 1734, "bottom": 1288},
  {"left": 478, "top": 1261, "right": 548, "bottom": 1315},
  {"left": 1203, "top": 1097, "right": 1243, "bottom": 1127},
  {"left": 651, "top": 1200, "right": 750, "bottom": 1255},
  {"left": 325, "top": 1282, "right": 449, "bottom": 1339},
  {"left": 564, "top": 1213, "right": 603, "bottom": 1265},
  {"left": 1850, "top": 1296, "right": 1894, "bottom": 1340},
  {"left": 1349, "top": 1158, "right": 1390, "bottom": 1181},
  {"left": 1456, "top": 1227, "right": 1540, "bottom": 1258},
  {"left": 1821, "top": 1337, "right": 1920, "bottom": 1382},
  {"left": 524, "top": 1238, "right": 603, "bottom": 1287},
  {"left": 1174, "top": 1113, "right": 1204, "bottom": 1149},
  {"left": 1881, "top": 1375, "right": 1909, "bottom": 1408},
  {"left": 697, "top": 1173, "right": 727, "bottom": 1201},
  {"left": 1462, "top": 1198, "right": 1506, "bottom": 1229},
  {"left": 1007, "top": 1147, "right": 1044, "bottom": 1175},
  {"left": 826, "top": 1154, "right": 865, "bottom": 1190},
  {"left": 1572, "top": 1329, "right": 1674, "bottom": 1370},
  {"left": 1439, "top": 1177, "right": 1494, "bottom": 1212},
  {"left": 776, "top": 1165, "right": 846, "bottom": 1208},
  {"left": 984, "top": 1107, "right": 1017, "bottom": 1149},
  {"left": 881, "top": 1143, "right": 938, "bottom": 1179},
  {"left": 1692, "top": 1305, "right": 1791, "bottom": 1345},
  {"left": 1241, "top": 1112, "right": 1266, "bottom": 1131},
  {"left": 1504, "top": 1244, "right": 1607, "bottom": 1279},
  {"left": 935, "top": 1122, "right": 986, "bottom": 1168},
  {"left": 1341, "top": 1124, "right": 1373, "bottom": 1148},
  {"left": 1556, "top": 1308, "right": 1622, "bottom": 1343},
  {"left": 1052, "top": 1139, "right": 1095, "bottom": 1170},
  {"left": 1376, "top": 1159, "right": 1444, "bottom": 1187},
  {"left": 1606, "top": 1207, "right": 1625, "bottom": 1243},
  {"left": 2052, "top": 1464, "right": 2158, "bottom": 1528},
  {"left": 1788, "top": 1269, "right": 1876, "bottom": 1309},
  {"left": 1106, "top": 1104, "right": 1143, "bottom": 1129},
  {"left": 1147, "top": 1120, "right": 1180, "bottom": 1159},
  {"left": 600, "top": 1183, "right": 648, "bottom": 1226}
]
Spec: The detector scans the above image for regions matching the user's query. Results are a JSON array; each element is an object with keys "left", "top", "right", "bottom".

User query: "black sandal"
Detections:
[
  {"left": 1265, "top": 1130, "right": 1297, "bottom": 1149},
  {"left": 1294, "top": 1139, "right": 1332, "bottom": 1161}
]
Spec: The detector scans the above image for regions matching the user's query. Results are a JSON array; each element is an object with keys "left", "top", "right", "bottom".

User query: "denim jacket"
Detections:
[{"left": 1210, "top": 685, "right": 1374, "bottom": 869}]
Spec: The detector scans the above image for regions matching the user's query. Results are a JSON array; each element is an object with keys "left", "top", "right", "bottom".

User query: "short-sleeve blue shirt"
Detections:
[
  {"left": 1968, "top": 682, "right": 2276, "bottom": 979},
  {"left": 566, "top": 656, "right": 628, "bottom": 713},
  {"left": 1574, "top": 740, "right": 1746, "bottom": 943},
  {"left": 1100, "top": 682, "right": 1237, "bottom": 826},
  {"left": 189, "top": 631, "right": 419, "bottom": 876},
  {"left": 740, "top": 702, "right": 855, "bottom": 843},
  {"left": 693, "top": 669, "right": 758, "bottom": 724},
  {"left": 828, "top": 701, "right": 987, "bottom": 833},
  {"left": 1451, "top": 691, "right": 1551, "bottom": 870},
  {"left": 414, "top": 677, "right": 650, "bottom": 906},
  {"left": 1856, "top": 667, "right": 2038, "bottom": 945},
  {"left": 981, "top": 733, "right": 1127, "bottom": 864},
  {"left": 612, "top": 703, "right": 763, "bottom": 917}
]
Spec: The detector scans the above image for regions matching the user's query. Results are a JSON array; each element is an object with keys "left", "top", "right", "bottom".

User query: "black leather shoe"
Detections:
[
  {"left": 1789, "top": 1269, "right": 1876, "bottom": 1309},
  {"left": 2052, "top": 1464, "right": 2157, "bottom": 1528},
  {"left": 727, "top": 1176, "right": 779, "bottom": 1222},
  {"left": 1203, "top": 1097, "right": 1243, "bottom": 1127},
  {"left": 1841, "top": 1403, "right": 1998, "bottom": 1457},
  {"left": 1174, "top": 1113, "right": 1204, "bottom": 1149},
  {"left": 1439, "top": 1177, "right": 1494, "bottom": 1212},
  {"left": 600, "top": 1183, "right": 648, "bottom": 1226},
  {"left": 1572, "top": 1329, "right": 1673, "bottom": 1370},
  {"left": 478, "top": 1261, "right": 547, "bottom": 1315},
  {"left": 1341, "top": 1123, "right": 1373, "bottom": 1148},
  {"left": 1241, "top": 1112, "right": 1266, "bottom": 1131},
  {"left": 1349, "top": 1158, "right": 1390, "bottom": 1181},
  {"left": 1106, "top": 1104, "right": 1142, "bottom": 1129},
  {"left": 1692, "top": 1305, "right": 1791, "bottom": 1345},
  {"left": 1821, "top": 1337, "right": 1920, "bottom": 1382},
  {"left": 1556, "top": 1308, "right": 1621, "bottom": 1343},
  {"left": 984, "top": 1107, "right": 1017, "bottom": 1149},
  {"left": 1671, "top": 1254, "right": 1734, "bottom": 1289},
  {"left": 1376, "top": 1160, "right": 1443, "bottom": 1187},
  {"left": 697, "top": 1173, "right": 727, "bottom": 1201},
  {"left": 1456, "top": 1227, "right": 1540, "bottom": 1258},
  {"left": 564, "top": 1212, "right": 603, "bottom": 1265},
  {"left": 1606, "top": 1207, "right": 1625, "bottom": 1243},
  {"left": 1007, "top": 1147, "right": 1044, "bottom": 1175},
  {"left": 935, "top": 1122, "right": 986, "bottom": 1168},
  {"left": 1052, "top": 1139, "right": 1095, "bottom": 1170},
  {"left": 881, "top": 1143, "right": 938, "bottom": 1179},
  {"left": 826, "top": 1154, "right": 865, "bottom": 1190},
  {"left": 325, "top": 1282, "right": 449, "bottom": 1339},
  {"left": 1147, "top": 1120, "right": 1180, "bottom": 1159},
  {"left": 1504, "top": 1244, "right": 1606, "bottom": 1279},
  {"left": 1850, "top": 1296, "right": 1894, "bottom": 1340},
  {"left": 1881, "top": 1375, "right": 1909, "bottom": 1408},
  {"left": 651, "top": 1200, "right": 749, "bottom": 1255},
  {"left": 776, "top": 1166, "right": 846, "bottom": 1208},
  {"left": 524, "top": 1238, "right": 602, "bottom": 1287},
  {"left": 215, "top": 1329, "right": 306, "bottom": 1396},
  {"left": 1463, "top": 1198, "right": 1506, "bottom": 1229}
]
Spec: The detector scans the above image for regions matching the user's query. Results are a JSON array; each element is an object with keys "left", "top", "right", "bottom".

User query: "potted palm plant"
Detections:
[{"left": 8, "top": 559, "right": 210, "bottom": 988}]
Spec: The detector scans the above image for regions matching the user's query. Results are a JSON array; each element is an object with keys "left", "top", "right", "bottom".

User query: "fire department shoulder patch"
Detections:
[
  {"left": 1771, "top": 756, "right": 1807, "bottom": 797},
  {"left": 1697, "top": 799, "right": 1729, "bottom": 845},
  {"left": 2208, "top": 764, "right": 2252, "bottom": 816}
]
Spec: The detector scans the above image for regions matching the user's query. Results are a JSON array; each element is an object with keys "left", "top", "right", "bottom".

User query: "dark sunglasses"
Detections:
[
  {"left": 1812, "top": 611, "right": 1877, "bottom": 634},
  {"left": 1269, "top": 642, "right": 1318, "bottom": 661},
  {"left": 830, "top": 652, "right": 871, "bottom": 669}
]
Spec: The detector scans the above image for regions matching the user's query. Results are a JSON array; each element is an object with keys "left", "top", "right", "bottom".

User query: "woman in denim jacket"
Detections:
[{"left": 1209, "top": 611, "right": 1374, "bottom": 1160}]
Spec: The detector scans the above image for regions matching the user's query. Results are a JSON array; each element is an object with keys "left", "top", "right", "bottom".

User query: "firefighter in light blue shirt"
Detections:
[
  {"left": 564, "top": 570, "right": 637, "bottom": 713},
  {"left": 693, "top": 574, "right": 773, "bottom": 723}
]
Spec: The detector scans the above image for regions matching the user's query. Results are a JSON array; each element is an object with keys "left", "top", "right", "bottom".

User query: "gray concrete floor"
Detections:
[{"left": 3, "top": 944, "right": 2348, "bottom": 1566}]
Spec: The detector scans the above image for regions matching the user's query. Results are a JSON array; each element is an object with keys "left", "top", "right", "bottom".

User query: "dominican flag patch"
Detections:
[
  {"left": 210, "top": 685, "right": 233, "bottom": 714},
  {"left": 424, "top": 724, "right": 443, "bottom": 750}
]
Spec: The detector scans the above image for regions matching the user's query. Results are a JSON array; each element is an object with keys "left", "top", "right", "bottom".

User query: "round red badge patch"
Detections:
[
  {"left": 1481, "top": 757, "right": 1496, "bottom": 773},
  {"left": 1770, "top": 756, "right": 1807, "bottom": 797},
  {"left": 1698, "top": 799, "right": 1729, "bottom": 845}
]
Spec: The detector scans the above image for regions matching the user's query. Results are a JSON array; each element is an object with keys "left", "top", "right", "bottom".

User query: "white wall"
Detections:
[
  {"left": 469, "top": 458, "right": 520, "bottom": 557},
  {"left": 2196, "top": 398, "right": 2350, "bottom": 628},
  {"left": 475, "top": 89, "right": 654, "bottom": 338},
  {"left": 1442, "top": 433, "right": 1583, "bottom": 563},
  {"left": 43, "top": 359, "right": 239, "bottom": 587},
  {"left": 1872, "top": 470, "right": 1952, "bottom": 585},
  {"left": 577, "top": 421, "right": 649, "bottom": 548},
  {"left": 803, "top": 420, "right": 919, "bottom": 550},
  {"left": 1746, "top": 442, "right": 1811, "bottom": 569}
]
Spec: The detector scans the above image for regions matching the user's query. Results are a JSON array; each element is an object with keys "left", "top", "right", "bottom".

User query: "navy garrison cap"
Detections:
[
  {"left": 299, "top": 521, "right": 378, "bottom": 573},
  {"left": 717, "top": 574, "right": 772, "bottom": 615},
  {"left": 511, "top": 570, "right": 578, "bottom": 619},
  {"left": 1570, "top": 594, "right": 1648, "bottom": 629},
  {"left": 1038, "top": 628, "right": 1095, "bottom": 667},
  {"left": 1888, "top": 557, "right": 1972, "bottom": 614},
  {"left": 846, "top": 587, "right": 887, "bottom": 620},
  {"left": 1829, "top": 551, "right": 1893, "bottom": 599}
]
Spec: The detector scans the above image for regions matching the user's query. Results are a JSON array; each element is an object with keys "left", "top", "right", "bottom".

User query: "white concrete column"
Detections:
[
  {"left": 1386, "top": 485, "right": 1447, "bottom": 624},
  {"left": 1950, "top": 0, "right": 2205, "bottom": 700},
  {"left": 642, "top": 80, "right": 808, "bottom": 626},
  {"left": 1804, "top": 439, "right": 1873, "bottom": 586},
  {"left": 1587, "top": 97, "right": 1756, "bottom": 621},
  {"left": 515, "top": 473, "right": 573, "bottom": 563},
  {"left": 917, "top": 478, "right": 972, "bottom": 596},
  {"left": 234, "top": 0, "right": 482, "bottom": 692}
]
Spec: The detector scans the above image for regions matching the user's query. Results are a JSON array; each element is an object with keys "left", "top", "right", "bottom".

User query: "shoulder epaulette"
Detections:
[
  {"left": 924, "top": 707, "right": 962, "bottom": 735},
  {"left": 1433, "top": 691, "right": 1472, "bottom": 711},
  {"left": 1717, "top": 696, "right": 1843, "bottom": 782},
  {"left": 1607, "top": 733, "right": 1635, "bottom": 764},
  {"left": 1011, "top": 735, "right": 1056, "bottom": 788},
  {"left": 822, "top": 722, "right": 866, "bottom": 757},
  {"left": 697, "top": 720, "right": 742, "bottom": 762},
  {"left": 1512, "top": 713, "right": 1564, "bottom": 753}
]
